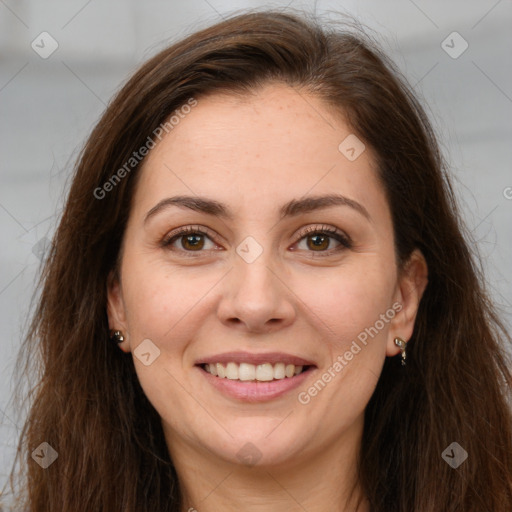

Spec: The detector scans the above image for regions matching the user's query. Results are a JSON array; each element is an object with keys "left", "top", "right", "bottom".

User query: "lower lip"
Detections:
[{"left": 197, "top": 365, "right": 316, "bottom": 403}]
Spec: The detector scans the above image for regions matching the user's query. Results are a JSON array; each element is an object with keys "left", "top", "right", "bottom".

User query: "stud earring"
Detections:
[
  {"left": 109, "top": 330, "right": 125, "bottom": 344},
  {"left": 394, "top": 337, "right": 407, "bottom": 366}
]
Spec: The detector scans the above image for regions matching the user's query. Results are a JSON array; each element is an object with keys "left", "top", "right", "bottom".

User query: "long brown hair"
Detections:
[{"left": 6, "top": 9, "right": 512, "bottom": 511}]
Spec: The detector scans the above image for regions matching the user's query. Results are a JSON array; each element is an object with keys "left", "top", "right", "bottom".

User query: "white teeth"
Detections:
[
  {"left": 239, "top": 362, "right": 256, "bottom": 381},
  {"left": 204, "top": 362, "right": 307, "bottom": 381},
  {"left": 216, "top": 362, "right": 226, "bottom": 378},
  {"left": 274, "top": 362, "right": 285, "bottom": 379},
  {"left": 256, "top": 363, "right": 274, "bottom": 381},
  {"left": 225, "top": 362, "right": 239, "bottom": 380}
]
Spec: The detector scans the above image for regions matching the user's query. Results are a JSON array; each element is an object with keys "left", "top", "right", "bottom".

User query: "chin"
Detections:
[{"left": 206, "top": 426, "right": 307, "bottom": 468}]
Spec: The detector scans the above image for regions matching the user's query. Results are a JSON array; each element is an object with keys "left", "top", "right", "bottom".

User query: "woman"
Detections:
[{"left": 7, "top": 9, "right": 512, "bottom": 512}]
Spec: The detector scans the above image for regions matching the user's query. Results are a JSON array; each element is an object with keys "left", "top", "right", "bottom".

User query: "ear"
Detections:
[
  {"left": 386, "top": 249, "right": 428, "bottom": 357},
  {"left": 106, "top": 269, "right": 131, "bottom": 353}
]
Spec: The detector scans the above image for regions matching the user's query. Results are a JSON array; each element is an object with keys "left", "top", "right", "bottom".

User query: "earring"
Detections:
[
  {"left": 394, "top": 337, "right": 407, "bottom": 366},
  {"left": 109, "top": 329, "right": 125, "bottom": 344}
]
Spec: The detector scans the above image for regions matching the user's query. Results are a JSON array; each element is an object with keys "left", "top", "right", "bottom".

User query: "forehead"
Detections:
[{"left": 131, "top": 84, "right": 388, "bottom": 222}]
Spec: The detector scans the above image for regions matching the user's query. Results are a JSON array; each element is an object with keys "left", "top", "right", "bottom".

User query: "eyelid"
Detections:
[
  {"left": 161, "top": 223, "right": 352, "bottom": 254},
  {"left": 291, "top": 224, "right": 352, "bottom": 255},
  {"left": 294, "top": 224, "right": 351, "bottom": 245},
  {"left": 161, "top": 224, "right": 220, "bottom": 246}
]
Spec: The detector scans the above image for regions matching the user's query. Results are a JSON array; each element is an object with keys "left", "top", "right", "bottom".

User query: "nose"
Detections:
[{"left": 216, "top": 252, "right": 296, "bottom": 334}]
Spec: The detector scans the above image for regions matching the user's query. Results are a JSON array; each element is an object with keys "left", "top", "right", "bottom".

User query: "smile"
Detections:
[{"left": 202, "top": 362, "right": 309, "bottom": 381}]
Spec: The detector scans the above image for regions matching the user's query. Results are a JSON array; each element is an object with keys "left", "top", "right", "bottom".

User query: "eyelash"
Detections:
[{"left": 161, "top": 224, "right": 352, "bottom": 257}]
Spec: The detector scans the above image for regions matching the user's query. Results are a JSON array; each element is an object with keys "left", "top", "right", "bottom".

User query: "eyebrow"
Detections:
[{"left": 144, "top": 193, "right": 371, "bottom": 224}]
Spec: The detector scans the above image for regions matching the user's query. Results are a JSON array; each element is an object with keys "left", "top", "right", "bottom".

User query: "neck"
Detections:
[{"left": 165, "top": 416, "right": 370, "bottom": 512}]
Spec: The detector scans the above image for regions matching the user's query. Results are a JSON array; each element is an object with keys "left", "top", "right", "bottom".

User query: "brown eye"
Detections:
[
  {"left": 306, "top": 233, "right": 331, "bottom": 251},
  {"left": 161, "top": 226, "right": 218, "bottom": 254},
  {"left": 294, "top": 225, "right": 352, "bottom": 254},
  {"left": 180, "top": 233, "right": 205, "bottom": 251}
]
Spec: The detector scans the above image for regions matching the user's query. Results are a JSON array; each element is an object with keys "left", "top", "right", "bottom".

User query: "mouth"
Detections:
[
  {"left": 194, "top": 352, "right": 317, "bottom": 402},
  {"left": 199, "top": 362, "right": 312, "bottom": 382}
]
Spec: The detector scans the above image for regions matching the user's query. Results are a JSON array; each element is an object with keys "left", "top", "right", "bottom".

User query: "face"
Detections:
[{"left": 107, "top": 83, "right": 427, "bottom": 470}]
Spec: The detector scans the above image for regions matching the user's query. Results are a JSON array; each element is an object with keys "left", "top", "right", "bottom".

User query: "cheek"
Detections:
[
  {"left": 294, "top": 259, "right": 396, "bottom": 345},
  {"left": 290, "top": 263, "right": 396, "bottom": 444},
  {"left": 121, "top": 249, "right": 218, "bottom": 343},
  {"left": 119, "top": 261, "right": 217, "bottom": 427}
]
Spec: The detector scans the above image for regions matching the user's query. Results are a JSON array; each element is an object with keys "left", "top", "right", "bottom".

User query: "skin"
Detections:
[{"left": 107, "top": 83, "right": 428, "bottom": 512}]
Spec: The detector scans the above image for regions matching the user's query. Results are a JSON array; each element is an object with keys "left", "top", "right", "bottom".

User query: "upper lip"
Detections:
[{"left": 196, "top": 351, "right": 317, "bottom": 367}]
